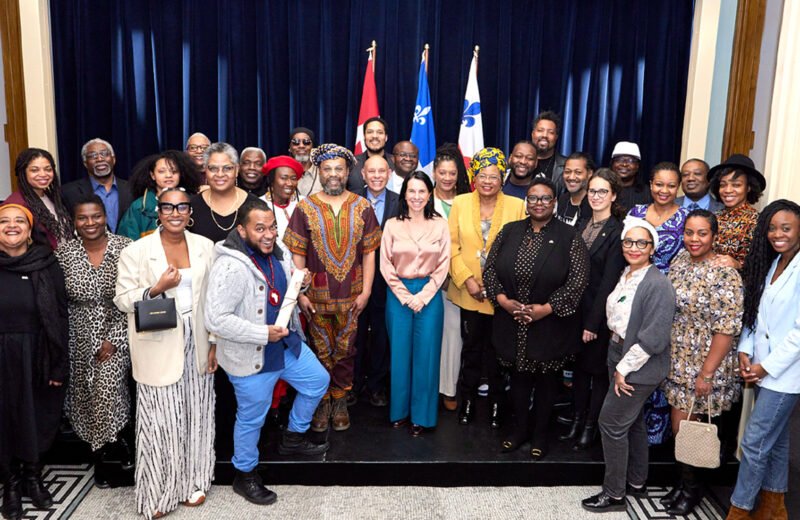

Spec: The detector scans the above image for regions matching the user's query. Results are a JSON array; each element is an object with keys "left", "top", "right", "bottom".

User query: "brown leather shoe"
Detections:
[
  {"left": 442, "top": 395, "right": 457, "bottom": 411},
  {"left": 311, "top": 398, "right": 331, "bottom": 432},
  {"left": 331, "top": 397, "right": 350, "bottom": 431},
  {"left": 726, "top": 505, "right": 753, "bottom": 519},
  {"left": 751, "top": 490, "right": 787, "bottom": 520}
]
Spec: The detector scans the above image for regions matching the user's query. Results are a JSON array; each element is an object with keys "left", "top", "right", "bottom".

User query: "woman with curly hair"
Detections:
[
  {"left": 117, "top": 150, "right": 201, "bottom": 240},
  {"left": 5, "top": 148, "right": 73, "bottom": 249},
  {"left": 726, "top": 200, "right": 800, "bottom": 520}
]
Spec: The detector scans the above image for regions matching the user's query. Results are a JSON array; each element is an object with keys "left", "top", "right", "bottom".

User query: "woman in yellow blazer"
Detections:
[
  {"left": 114, "top": 188, "right": 217, "bottom": 519},
  {"left": 448, "top": 148, "right": 526, "bottom": 427}
]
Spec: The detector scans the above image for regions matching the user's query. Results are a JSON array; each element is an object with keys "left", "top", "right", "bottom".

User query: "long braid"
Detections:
[{"left": 741, "top": 199, "right": 800, "bottom": 330}]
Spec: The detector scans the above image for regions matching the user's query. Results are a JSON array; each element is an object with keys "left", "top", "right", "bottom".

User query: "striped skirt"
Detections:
[{"left": 135, "top": 315, "right": 216, "bottom": 518}]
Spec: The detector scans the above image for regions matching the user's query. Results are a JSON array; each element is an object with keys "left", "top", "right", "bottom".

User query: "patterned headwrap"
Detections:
[
  {"left": 621, "top": 216, "right": 660, "bottom": 250},
  {"left": 310, "top": 143, "right": 357, "bottom": 169},
  {"left": 468, "top": 147, "right": 507, "bottom": 183}
]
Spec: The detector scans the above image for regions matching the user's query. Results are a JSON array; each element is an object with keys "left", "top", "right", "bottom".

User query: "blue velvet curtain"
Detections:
[{"left": 50, "top": 1, "right": 694, "bottom": 183}]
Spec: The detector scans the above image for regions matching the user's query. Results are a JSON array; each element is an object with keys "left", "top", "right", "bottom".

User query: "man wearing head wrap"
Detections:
[{"left": 284, "top": 144, "right": 382, "bottom": 432}]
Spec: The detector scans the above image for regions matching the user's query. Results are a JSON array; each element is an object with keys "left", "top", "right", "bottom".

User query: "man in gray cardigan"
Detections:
[{"left": 205, "top": 200, "right": 329, "bottom": 506}]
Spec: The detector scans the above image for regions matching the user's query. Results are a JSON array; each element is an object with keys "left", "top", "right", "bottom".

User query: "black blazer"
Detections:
[
  {"left": 367, "top": 189, "right": 399, "bottom": 307},
  {"left": 61, "top": 176, "right": 133, "bottom": 226},
  {"left": 486, "top": 218, "right": 589, "bottom": 363}
]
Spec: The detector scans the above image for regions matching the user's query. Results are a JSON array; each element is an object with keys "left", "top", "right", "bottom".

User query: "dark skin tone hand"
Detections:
[{"left": 96, "top": 340, "right": 117, "bottom": 364}]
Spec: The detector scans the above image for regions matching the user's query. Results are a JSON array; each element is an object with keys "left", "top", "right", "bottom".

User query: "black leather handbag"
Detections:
[{"left": 134, "top": 296, "right": 177, "bottom": 332}]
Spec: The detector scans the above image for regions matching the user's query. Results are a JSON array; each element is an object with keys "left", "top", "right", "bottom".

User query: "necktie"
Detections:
[{"left": 687, "top": 202, "right": 700, "bottom": 211}]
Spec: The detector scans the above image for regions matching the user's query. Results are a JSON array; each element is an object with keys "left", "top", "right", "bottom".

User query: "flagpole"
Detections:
[
  {"left": 473, "top": 45, "right": 479, "bottom": 75},
  {"left": 366, "top": 40, "right": 377, "bottom": 64},
  {"left": 423, "top": 43, "right": 429, "bottom": 73}
]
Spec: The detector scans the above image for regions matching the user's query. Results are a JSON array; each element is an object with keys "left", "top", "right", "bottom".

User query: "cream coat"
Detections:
[{"left": 114, "top": 229, "right": 214, "bottom": 387}]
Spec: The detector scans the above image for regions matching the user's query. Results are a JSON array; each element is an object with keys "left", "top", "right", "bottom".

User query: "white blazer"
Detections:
[
  {"left": 738, "top": 252, "right": 800, "bottom": 393},
  {"left": 114, "top": 228, "right": 214, "bottom": 387}
]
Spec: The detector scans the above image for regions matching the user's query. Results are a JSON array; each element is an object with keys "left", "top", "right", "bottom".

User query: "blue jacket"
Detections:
[{"left": 738, "top": 252, "right": 800, "bottom": 393}]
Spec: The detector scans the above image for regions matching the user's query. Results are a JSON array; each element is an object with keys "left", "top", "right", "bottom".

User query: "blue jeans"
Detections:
[
  {"left": 227, "top": 343, "right": 329, "bottom": 472},
  {"left": 730, "top": 386, "right": 799, "bottom": 510}
]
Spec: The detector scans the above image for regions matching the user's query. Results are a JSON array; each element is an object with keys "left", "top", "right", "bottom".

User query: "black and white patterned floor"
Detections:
[
  {"left": 627, "top": 487, "right": 725, "bottom": 519},
  {"left": 0, "top": 464, "right": 94, "bottom": 519}
]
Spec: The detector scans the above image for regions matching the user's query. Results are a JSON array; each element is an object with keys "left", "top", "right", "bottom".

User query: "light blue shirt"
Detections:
[
  {"left": 366, "top": 189, "right": 386, "bottom": 224},
  {"left": 681, "top": 192, "right": 712, "bottom": 210},
  {"left": 89, "top": 176, "right": 120, "bottom": 232},
  {"left": 738, "top": 252, "right": 800, "bottom": 393}
]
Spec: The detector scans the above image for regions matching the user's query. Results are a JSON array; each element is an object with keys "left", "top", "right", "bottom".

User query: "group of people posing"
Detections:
[{"left": 0, "top": 111, "right": 797, "bottom": 520}]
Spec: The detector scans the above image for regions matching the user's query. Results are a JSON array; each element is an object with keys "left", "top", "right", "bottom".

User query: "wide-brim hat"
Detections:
[{"left": 708, "top": 154, "right": 766, "bottom": 191}]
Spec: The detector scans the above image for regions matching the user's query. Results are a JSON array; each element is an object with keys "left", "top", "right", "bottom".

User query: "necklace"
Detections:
[
  {"left": 207, "top": 190, "right": 241, "bottom": 231},
  {"left": 249, "top": 254, "right": 282, "bottom": 307}
]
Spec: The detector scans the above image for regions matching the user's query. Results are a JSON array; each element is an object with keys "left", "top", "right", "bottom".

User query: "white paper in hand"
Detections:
[{"left": 275, "top": 269, "right": 306, "bottom": 328}]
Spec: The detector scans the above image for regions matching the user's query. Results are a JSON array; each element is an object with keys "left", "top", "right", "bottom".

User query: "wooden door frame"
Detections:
[{"left": 0, "top": 0, "right": 28, "bottom": 191}]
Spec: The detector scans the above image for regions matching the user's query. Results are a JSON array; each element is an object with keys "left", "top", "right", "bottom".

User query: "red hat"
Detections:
[{"left": 262, "top": 155, "right": 304, "bottom": 179}]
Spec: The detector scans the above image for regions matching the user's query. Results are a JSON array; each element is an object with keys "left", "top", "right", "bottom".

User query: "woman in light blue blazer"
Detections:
[{"left": 727, "top": 200, "right": 800, "bottom": 519}]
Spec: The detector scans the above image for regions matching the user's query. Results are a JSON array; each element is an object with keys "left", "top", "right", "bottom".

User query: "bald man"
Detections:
[
  {"left": 186, "top": 132, "right": 211, "bottom": 168},
  {"left": 388, "top": 141, "right": 419, "bottom": 193}
]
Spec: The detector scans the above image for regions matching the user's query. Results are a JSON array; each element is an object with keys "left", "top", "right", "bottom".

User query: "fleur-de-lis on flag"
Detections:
[
  {"left": 414, "top": 105, "right": 432, "bottom": 126},
  {"left": 462, "top": 100, "right": 481, "bottom": 128}
]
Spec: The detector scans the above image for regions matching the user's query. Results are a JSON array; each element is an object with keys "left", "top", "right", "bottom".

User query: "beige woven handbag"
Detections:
[{"left": 674, "top": 396, "right": 721, "bottom": 469}]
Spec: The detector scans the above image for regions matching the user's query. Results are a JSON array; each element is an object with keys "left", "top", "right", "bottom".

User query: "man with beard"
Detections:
[
  {"left": 349, "top": 117, "right": 395, "bottom": 192},
  {"left": 352, "top": 156, "right": 399, "bottom": 407},
  {"left": 185, "top": 132, "right": 212, "bottom": 169},
  {"left": 388, "top": 141, "right": 419, "bottom": 193},
  {"left": 676, "top": 158, "right": 723, "bottom": 211},
  {"left": 555, "top": 152, "right": 594, "bottom": 227},
  {"left": 285, "top": 144, "right": 381, "bottom": 432},
  {"left": 205, "top": 200, "right": 330, "bottom": 505},
  {"left": 502, "top": 140, "right": 538, "bottom": 200},
  {"left": 61, "top": 138, "right": 132, "bottom": 233},
  {"left": 239, "top": 147, "right": 268, "bottom": 197},
  {"left": 609, "top": 141, "right": 652, "bottom": 211},
  {"left": 530, "top": 111, "right": 567, "bottom": 196},
  {"left": 290, "top": 127, "right": 323, "bottom": 197}
]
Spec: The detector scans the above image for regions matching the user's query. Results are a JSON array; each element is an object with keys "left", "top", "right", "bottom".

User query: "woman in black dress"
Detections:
[
  {"left": 483, "top": 178, "right": 590, "bottom": 460},
  {"left": 561, "top": 168, "right": 626, "bottom": 449},
  {"left": 0, "top": 203, "right": 69, "bottom": 520}
]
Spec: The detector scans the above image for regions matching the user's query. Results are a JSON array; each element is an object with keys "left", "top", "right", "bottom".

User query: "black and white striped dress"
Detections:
[{"left": 135, "top": 270, "right": 215, "bottom": 518}]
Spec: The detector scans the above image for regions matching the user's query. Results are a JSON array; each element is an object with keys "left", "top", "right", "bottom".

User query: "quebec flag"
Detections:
[
  {"left": 458, "top": 52, "right": 483, "bottom": 182},
  {"left": 410, "top": 51, "right": 436, "bottom": 176}
]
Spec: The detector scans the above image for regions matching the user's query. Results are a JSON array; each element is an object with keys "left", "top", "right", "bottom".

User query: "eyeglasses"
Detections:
[
  {"left": 157, "top": 202, "right": 192, "bottom": 215},
  {"left": 291, "top": 138, "right": 313, "bottom": 146},
  {"left": 525, "top": 195, "right": 555, "bottom": 205},
  {"left": 475, "top": 174, "right": 502, "bottom": 183},
  {"left": 207, "top": 165, "right": 236, "bottom": 175},
  {"left": 612, "top": 156, "right": 638, "bottom": 166},
  {"left": 85, "top": 150, "right": 112, "bottom": 160},
  {"left": 621, "top": 238, "right": 653, "bottom": 250},
  {"left": 587, "top": 188, "right": 610, "bottom": 198},
  {"left": 187, "top": 144, "right": 210, "bottom": 153},
  {"left": 396, "top": 152, "right": 418, "bottom": 159}
]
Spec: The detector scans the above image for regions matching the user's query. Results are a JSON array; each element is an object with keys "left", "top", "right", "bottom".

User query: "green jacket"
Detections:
[{"left": 117, "top": 190, "right": 158, "bottom": 240}]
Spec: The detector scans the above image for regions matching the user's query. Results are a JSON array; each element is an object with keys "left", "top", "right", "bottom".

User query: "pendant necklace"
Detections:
[{"left": 250, "top": 254, "right": 282, "bottom": 307}]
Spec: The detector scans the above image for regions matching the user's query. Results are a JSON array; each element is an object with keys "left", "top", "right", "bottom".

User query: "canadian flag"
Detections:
[
  {"left": 458, "top": 50, "right": 484, "bottom": 182},
  {"left": 354, "top": 45, "right": 380, "bottom": 155}
]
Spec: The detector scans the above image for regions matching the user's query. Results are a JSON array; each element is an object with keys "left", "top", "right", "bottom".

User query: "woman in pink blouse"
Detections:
[{"left": 380, "top": 172, "right": 451, "bottom": 435}]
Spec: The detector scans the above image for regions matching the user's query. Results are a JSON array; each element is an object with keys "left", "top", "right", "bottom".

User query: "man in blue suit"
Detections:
[
  {"left": 676, "top": 158, "right": 724, "bottom": 212},
  {"left": 352, "top": 155, "right": 400, "bottom": 407}
]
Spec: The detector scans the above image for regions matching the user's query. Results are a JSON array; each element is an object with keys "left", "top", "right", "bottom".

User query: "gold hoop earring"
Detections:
[
  {"left": 27, "top": 237, "right": 33, "bottom": 246},
  {"left": 188, "top": 217, "right": 195, "bottom": 227}
]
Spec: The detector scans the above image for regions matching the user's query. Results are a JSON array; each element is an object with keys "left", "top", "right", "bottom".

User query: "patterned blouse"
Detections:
[
  {"left": 628, "top": 204, "right": 690, "bottom": 273},
  {"left": 713, "top": 203, "right": 759, "bottom": 270},
  {"left": 663, "top": 250, "right": 744, "bottom": 416},
  {"left": 284, "top": 192, "right": 381, "bottom": 313}
]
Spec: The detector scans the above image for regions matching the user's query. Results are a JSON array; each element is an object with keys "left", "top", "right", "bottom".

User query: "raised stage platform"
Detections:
[{"left": 46, "top": 396, "right": 740, "bottom": 489}]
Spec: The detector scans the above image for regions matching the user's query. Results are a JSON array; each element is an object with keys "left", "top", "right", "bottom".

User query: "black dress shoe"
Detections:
[
  {"left": 409, "top": 424, "right": 424, "bottom": 436},
  {"left": 22, "top": 463, "right": 53, "bottom": 509},
  {"left": 625, "top": 483, "right": 647, "bottom": 498},
  {"left": 659, "top": 485, "right": 683, "bottom": 506},
  {"left": 232, "top": 469, "right": 277, "bottom": 505},
  {"left": 458, "top": 399, "right": 474, "bottom": 425},
  {"left": 391, "top": 418, "right": 409, "bottom": 429},
  {"left": 489, "top": 402, "right": 503, "bottom": 429},
  {"left": 581, "top": 491, "right": 627, "bottom": 512},
  {"left": 277, "top": 430, "right": 330, "bottom": 456},
  {"left": 1, "top": 469, "right": 23, "bottom": 520},
  {"left": 666, "top": 487, "right": 703, "bottom": 516},
  {"left": 369, "top": 390, "right": 388, "bottom": 407}
]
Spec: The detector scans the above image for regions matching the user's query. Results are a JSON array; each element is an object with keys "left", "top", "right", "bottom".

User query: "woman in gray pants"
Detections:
[{"left": 581, "top": 217, "right": 676, "bottom": 513}]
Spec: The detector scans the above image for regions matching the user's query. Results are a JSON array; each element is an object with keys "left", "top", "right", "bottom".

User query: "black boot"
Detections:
[
  {"left": 117, "top": 437, "right": 135, "bottom": 471},
  {"left": 21, "top": 462, "right": 53, "bottom": 509},
  {"left": 232, "top": 469, "right": 277, "bottom": 505},
  {"left": 667, "top": 464, "right": 703, "bottom": 515},
  {"left": 573, "top": 420, "right": 598, "bottom": 450},
  {"left": 277, "top": 430, "right": 330, "bottom": 456},
  {"left": 489, "top": 401, "right": 504, "bottom": 429},
  {"left": 660, "top": 463, "right": 684, "bottom": 507},
  {"left": 93, "top": 449, "right": 110, "bottom": 489},
  {"left": 1, "top": 464, "right": 23, "bottom": 520},
  {"left": 559, "top": 412, "right": 585, "bottom": 441},
  {"left": 458, "top": 398, "right": 475, "bottom": 425}
]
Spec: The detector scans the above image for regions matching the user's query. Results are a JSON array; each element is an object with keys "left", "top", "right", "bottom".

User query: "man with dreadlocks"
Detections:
[{"left": 284, "top": 144, "right": 381, "bottom": 432}]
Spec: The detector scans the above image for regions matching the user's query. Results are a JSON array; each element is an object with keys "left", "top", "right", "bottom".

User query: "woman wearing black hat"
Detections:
[{"left": 708, "top": 154, "right": 766, "bottom": 271}]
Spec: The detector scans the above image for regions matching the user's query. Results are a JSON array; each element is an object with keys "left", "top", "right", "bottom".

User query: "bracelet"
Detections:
[{"left": 701, "top": 374, "right": 713, "bottom": 383}]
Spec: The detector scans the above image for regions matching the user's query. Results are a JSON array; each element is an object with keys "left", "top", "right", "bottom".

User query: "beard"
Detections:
[
  {"left": 322, "top": 178, "right": 344, "bottom": 196},
  {"left": 294, "top": 154, "right": 310, "bottom": 163}
]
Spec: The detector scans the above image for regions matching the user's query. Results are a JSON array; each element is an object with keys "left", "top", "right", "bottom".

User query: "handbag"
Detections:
[
  {"left": 674, "top": 395, "right": 721, "bottom": 469},
  {"left": 134, "top": 295, "right": 177, "bottom": 332}
]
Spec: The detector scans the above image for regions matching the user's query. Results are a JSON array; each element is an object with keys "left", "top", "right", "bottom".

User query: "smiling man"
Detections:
[
  {"left": 610, "top": 141, "right": 652, "bottom": 211},
  {"left": 676, "top": 158, "right": 723, "bottom": 212},
  {"left": 530, "top": 111, "right": 567, "bottom": 196},
  {"left": 389, "top": 141, "right": 419, "bottom": 194},
  {"left": 186, "top": 132, "right": 212, "bottom": 169},
  {"left": 555, "top": 152, "right": 595, "bottom": 227},
  {"left": 239, "top": 147, "right": 268, "bottom": 197},
  {"left": 502, "top": 140, "right": 538, "bottom": 200},
  {"left": 349, "top": 117, "right": 395, "bottom": 192},
  {"left": 285, "top": 144, "right": 381, "bottom": 433},
  {"left": 61, "top": 138, "right": 132, "bottom": 233}
]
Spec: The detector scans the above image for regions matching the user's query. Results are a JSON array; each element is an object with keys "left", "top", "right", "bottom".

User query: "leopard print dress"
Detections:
[{"left": 55, "top": 233, "right": 132, "bottom": 451}]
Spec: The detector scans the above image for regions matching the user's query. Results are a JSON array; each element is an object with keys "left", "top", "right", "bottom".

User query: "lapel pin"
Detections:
[{"left": 548, "top": 239, "right": 554, "bottom": 244}]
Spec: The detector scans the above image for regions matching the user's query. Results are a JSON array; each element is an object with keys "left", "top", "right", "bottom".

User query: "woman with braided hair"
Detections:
[
  {"left": 5, "top": 148, "right": 73, "bottom": 250},
  {"left": 727, "top": 199, "right": 800, "bottom": 520}
]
